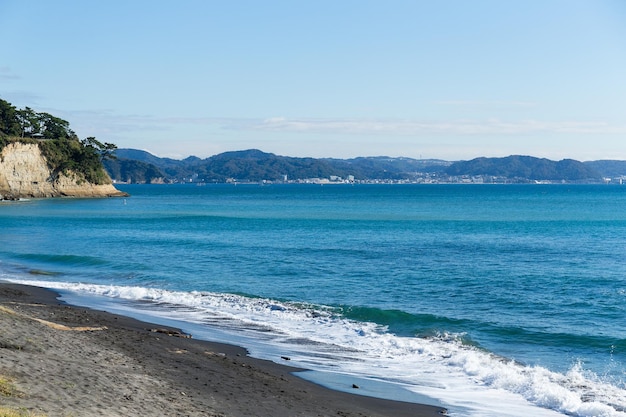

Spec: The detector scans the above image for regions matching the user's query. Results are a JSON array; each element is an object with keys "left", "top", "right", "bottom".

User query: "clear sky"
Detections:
[{"left": 1, "top": 1, "right": 625, "bottom": 161}]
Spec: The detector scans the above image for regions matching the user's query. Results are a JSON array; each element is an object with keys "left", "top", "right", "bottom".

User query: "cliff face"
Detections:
[{"left": 0, "top": 142, "right": 127, "bottom": 199}]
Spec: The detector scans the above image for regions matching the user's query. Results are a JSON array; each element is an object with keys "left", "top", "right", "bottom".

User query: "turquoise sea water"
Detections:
[{"left": 1, "top": 184, "right": 625, "bottom": 416}]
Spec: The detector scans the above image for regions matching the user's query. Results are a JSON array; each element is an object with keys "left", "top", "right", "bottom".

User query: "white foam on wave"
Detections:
[{"left": 6, "top": 279, "right": 626, "bottom": 417}]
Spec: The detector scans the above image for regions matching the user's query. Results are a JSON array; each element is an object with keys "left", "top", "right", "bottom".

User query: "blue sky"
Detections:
[{"left": 1, "top": 1, "right": 625, "bottom": 161}]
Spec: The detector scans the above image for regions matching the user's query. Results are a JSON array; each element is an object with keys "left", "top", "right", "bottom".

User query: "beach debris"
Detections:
[
  {"left": 204, "top": 351, "right": 227, "bottom": 359},
  {"left": 149, "top": 328, "right": 192, "bottom": 338},
  {"left": 35, "top": 319, "right": 108, "bottom": 332},
  {"left": 0, "top": 305, "right": 107, "bottom": 331},
  {"left": 0, "top": 306, "right": 17, "bottom": 316}
]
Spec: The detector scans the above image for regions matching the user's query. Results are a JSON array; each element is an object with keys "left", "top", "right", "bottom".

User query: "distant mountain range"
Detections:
[
  {"left": 103, "top": 149, "right": 626, "bottom": 184},
  {"left": 445, "top": 155, "right": 601, "bottom": 182}
]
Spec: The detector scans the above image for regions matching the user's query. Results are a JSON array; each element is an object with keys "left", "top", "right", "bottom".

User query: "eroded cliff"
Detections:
[{"left": 0, "top": 142, "right": 127, "bottom": 199}]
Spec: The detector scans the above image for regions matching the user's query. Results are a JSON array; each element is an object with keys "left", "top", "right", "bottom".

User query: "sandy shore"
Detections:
[{"left": 0, "top": 283, "right": 446, "bottom": 417}]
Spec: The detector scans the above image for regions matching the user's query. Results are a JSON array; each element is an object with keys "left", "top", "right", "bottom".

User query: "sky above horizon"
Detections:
[{"left": 1, "top": 1, "right": 626, "bottom": 161}]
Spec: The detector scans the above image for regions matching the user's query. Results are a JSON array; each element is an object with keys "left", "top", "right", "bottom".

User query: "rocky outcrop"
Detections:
[{"left": 0, "top": 142, "right": 127, "bottom": 199}]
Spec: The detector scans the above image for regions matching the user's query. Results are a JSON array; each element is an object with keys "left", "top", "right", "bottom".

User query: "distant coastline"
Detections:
[{"left": 105, "top": 148, "right": 626, "bottom": 185}]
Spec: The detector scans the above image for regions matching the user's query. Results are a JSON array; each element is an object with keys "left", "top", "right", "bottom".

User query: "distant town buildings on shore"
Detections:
[{"left": 213, "top": 172, "right": 625, "bottom": 186}]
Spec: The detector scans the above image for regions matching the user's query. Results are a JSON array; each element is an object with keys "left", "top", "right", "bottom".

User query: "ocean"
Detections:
[{"left": 1, "top": 183, "right": 625, "bottom": 417}]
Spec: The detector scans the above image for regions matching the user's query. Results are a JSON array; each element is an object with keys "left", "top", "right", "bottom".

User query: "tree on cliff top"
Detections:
[
  {"left": 0, "top": 99, "right": 21, "bottom": 138},
  {"left": 82, "top": 137, "right": 117, "bottom": 161},
  {"left": 0, "top": 98, "right": 76, "bottom": 140}
]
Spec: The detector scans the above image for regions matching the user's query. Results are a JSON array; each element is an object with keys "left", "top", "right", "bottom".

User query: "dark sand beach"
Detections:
[{"left": 0, "top": 283, "right": 446, "bottom": 417}]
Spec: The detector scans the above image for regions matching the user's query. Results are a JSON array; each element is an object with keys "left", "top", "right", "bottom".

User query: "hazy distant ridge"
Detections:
[
  {"left": 106, "top": 149, "right": 450, "bottom": 183},
  {"left": 446, "top": 155, "right": 600, "bottom": 181},
  {"left": 106, "top": 149, "right": 623, "bottom": 184}
]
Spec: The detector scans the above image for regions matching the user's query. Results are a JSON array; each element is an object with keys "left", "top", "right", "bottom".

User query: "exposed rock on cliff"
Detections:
[{"left": 0, "top": 142, "right": 127, "bottom": 199}]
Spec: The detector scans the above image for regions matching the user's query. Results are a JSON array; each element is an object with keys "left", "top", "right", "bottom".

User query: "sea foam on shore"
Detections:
[
  {"left": 0, "top": 283, "right": 444, "bottom": 417},
  {"left": 6, "top": 278, "right": 625, "bottom": 417}
]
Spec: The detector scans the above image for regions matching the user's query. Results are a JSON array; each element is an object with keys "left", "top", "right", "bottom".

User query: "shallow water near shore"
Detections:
[{"left": 1, "top": 183, "right": 625, "bottom": 416}]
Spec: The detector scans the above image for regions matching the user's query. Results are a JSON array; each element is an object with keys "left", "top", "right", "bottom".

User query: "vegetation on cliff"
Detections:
[{"left": 0, "top": 98, "right": 116, "bottom": 185}]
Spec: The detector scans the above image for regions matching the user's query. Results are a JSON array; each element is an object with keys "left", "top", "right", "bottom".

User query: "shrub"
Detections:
[{"left": 38, "top": 138, "right": 110, "bottom": 185}]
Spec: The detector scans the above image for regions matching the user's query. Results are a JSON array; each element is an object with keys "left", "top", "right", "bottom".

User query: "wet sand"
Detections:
[{"left": 0, "top": 283, "right": 446, "bottom": 416}]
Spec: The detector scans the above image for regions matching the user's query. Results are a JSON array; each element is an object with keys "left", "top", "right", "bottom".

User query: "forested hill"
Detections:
[
  {"left": 584, "top": 160, "right": 626, "bottom": 178},
  {"left": 106, "top": 149, "right": 625, "bottom": 184},
  {"left": 105, "top": 148, "right": 450, "bottom": 183},
  {"left": 446, "top": 156, "right": 601, "bottom": 182}
]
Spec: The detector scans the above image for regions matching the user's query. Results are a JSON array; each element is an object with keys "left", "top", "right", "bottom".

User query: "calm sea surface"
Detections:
[{"left": 1, "top": 184, "right": 625, "bottom": 416}]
